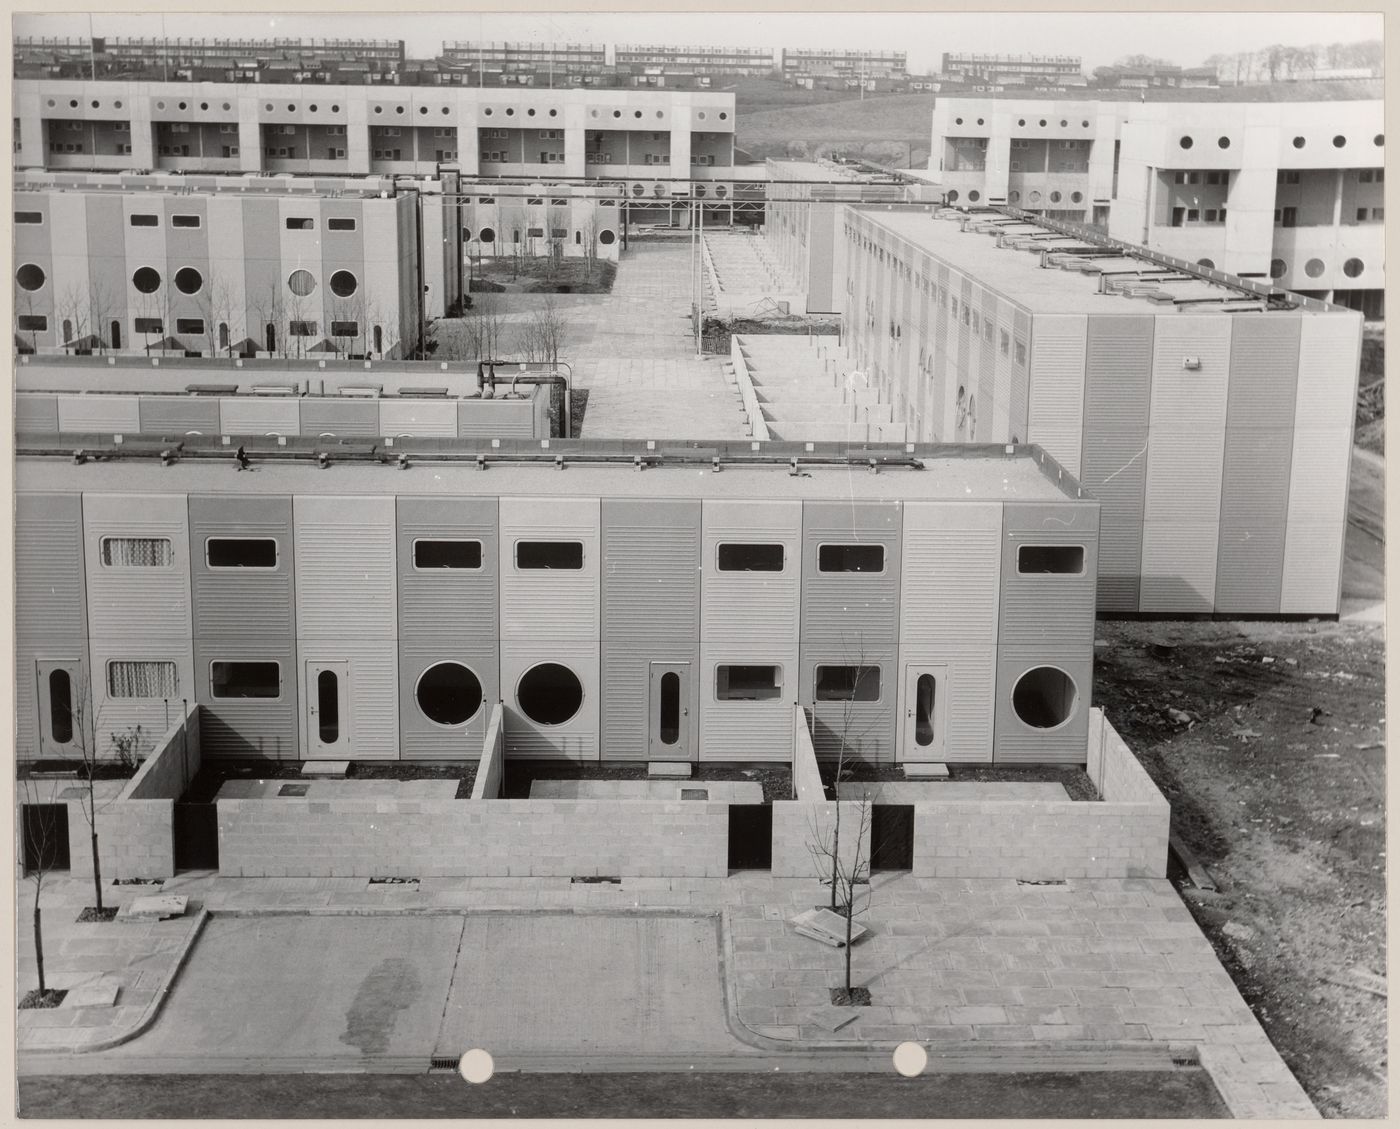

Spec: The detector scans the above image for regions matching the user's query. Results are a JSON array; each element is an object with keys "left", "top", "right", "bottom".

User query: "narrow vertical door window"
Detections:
[
  {"left": 659, "top": 672, "right": 680, "bottom": 745},
  {"left": 317, "top": 669, "right": 339, "bottom": 743},
  {"left": 914, "top": 673, "right": 935, "bottom": 747},
  {"left": 49, "top": 669, "right": 73, "bottom": 744}
]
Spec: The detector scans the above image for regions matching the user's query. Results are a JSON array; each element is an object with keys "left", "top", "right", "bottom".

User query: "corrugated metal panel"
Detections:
[
  {"left": 1140, "top": 316, "right": 1232, "bottom": 613},
  {"left": 87, "top": 637, "right": 197, "bottom": 751},
  {"left": 188, "top": 494, "right": 295, "bottom": 638},
  {"left": 299, "top": 398, "right": 380, "bottom": 436},
  {"left": 458, "top": 398, "right": 538, "bottom": 438},
  {"left": 1010, "top": 308, "right": 1032, "bottom": 445},
  {"left": 220, "top": 397, "right": 301, "bottom": 437},
  {"left": 799, "top": 647, "right": 896, "bottom": 762},
  {"left": 16, "top": 492, "right": 87, "bottom": 643},
  {"left": 701, "top": 499, "right": 802, "bottom": 643},
  {"left": 600, "top": 644, "right": 699, "bottom": 761},
  {"left": 397, "top": 496, "right": 499, "bottom": 640},
  {"left": 1214, "top": 317, "right": 1301, "bottom": 612},
  {"left": 15, "top": 492, "right": 88, "bottom": 760},
  {"left": 294, "top": 495, "right": 399, "bottom": 758},
  {"left": 397, "top": 642, "right": 499, "bottom": 760},
  {"left": 84, "top": 493, "right": 192, "bottom": 638},
  {"left": 899, "top": 502, "right": 1001, "bottom": 648},
  {"left": 138, "top": 396, "right": 221, "bottom": 436},
  {"left": 998, "top": 502, "right": 1099, "bottom": 649},
  {"left": 1026, "top": 314, "right": 1086, "bottom": 479},
  {"left": 57, "top": 394, "right": 142, "bottom": 434},
  {"left": 698, "top": 643, "right": 796, "bottom": 762},
  {"left": 799, "top": 500, "right": 901, "bottom": 649},
  {"left": 15, "top": 396, "right": 59, "bottom": 433},
  {"left": 992, "top": 299, "right": 1013, "bottom": 441},
  {"left": 602, "top": 499, "right": 701, "bottom": 639},
  {"left": 1080, "top": 314, "right": 1153, "bottom": 612},
  {"left": 993, "top": 652, "right": 1092, "bottom": 764},
  {"left": 378, "top": 399, "right": 458, "bottom": 438},
  {"left": 499, "top": 496, "right": 600, "bottom": 640},
  {"left": 896, "top": 646, "right": 994, "bottom": 763},
  {"left": 193, "top": 636, "right": 298, "bottom": 760},
  {"left": 500, "top": 639, "right": 599, "bottom": 760},
  {"left": 1281, "top": 315, "right": 1362, "bottom": 613}
]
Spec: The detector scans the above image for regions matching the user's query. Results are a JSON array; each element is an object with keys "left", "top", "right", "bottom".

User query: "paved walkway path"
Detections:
[{"left": 17, "top": 871, "right": 1314, "bottom": 1118}]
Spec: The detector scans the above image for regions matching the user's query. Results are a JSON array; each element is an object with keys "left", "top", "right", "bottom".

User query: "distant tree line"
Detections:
[{"left": 1200, "top": 40, "right": 1382, "bottom": 84}]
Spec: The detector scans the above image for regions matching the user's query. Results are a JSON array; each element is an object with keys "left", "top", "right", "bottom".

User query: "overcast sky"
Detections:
[{"left": 12, "top": 11, "right": 1383, "bottom": 74}]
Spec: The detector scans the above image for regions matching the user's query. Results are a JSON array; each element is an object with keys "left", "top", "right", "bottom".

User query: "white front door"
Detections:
[
  {"left": 306, "top": 660, "right": 349, "bottom": 758},
  {"left": 648, "top": 662, "right": 692, "bottom": 761},
  {"left": 900, "top": 663, "right": 948, "bottom": 762},
  {"left": 35, "top": 659, "right": 83, "bottom": 756}
]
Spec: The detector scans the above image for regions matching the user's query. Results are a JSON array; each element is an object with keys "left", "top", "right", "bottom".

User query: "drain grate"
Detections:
[
  {"left": 571, "top": 875, "right": 621, "bottom": 884},
  {"left": 680, "top": 788, "right": 710, "bottom": 800},
  {"left": 429, "top": 1056, "right": 460, "bottom": 1072}
]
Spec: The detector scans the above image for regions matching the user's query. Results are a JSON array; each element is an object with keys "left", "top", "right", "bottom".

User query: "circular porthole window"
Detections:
[
  {"left": 478, "top": 227, "right": 495, "bottom": 242},
  {"left": 613, "top": 110, "right": 622, "bottom": 118},
  {"left": 1060, "top": 119, "right": 1067, "bottom": 127},
  {"left": 1179, "top": 135, "right": 1194, "bottom": 149},
  {"left": 482, "top": 107, "right": 491, "bottom": 116},
  {"left": 1304, "top": 258, "right": 1325, "bottom": 278},
  {"left": 329, "top": 270, "right": 358, "bottom": 297},
  {"left": 1017, "top": 118, "right": 1026, "bottom": 127},
  {"left": 1038, "top": 119, "right": 1047, "bottom": 127},
  {"left": 695, "top": 185, "right": 708, "bottom": 197},
  {"left": 1082, "top": 120, "right": 1090, "bottom": 128},
  {"left": 968, "top": 190, "right": 980, "bottom": 202},
  {"left": 132, "top": 266, "right": 161, "bottom": 293},
  {"left": 526, "top": 107, "right": 536, "bottom": 116},
  {"left": 517, "top": 663, "right": 583, "bottom": 726},
  {"left": 549, "top": 108, "right": 558, "bottom": 117},
  {"left": 1070, "top": 190, "right": 1083, "bottom": 203},
  {"left": 309, "top": 104, "right": 317, "bottom": 113},
  {"left": 1196, "top": 258, "right": 1215, "bottom": 269},
  {"left": 599, "top": 229, "right": 616, "bottom": 245},
  {"left": 16, "top": 263, "right": 46, "bottom": 291},
  {"left": 1333, "top": 134, "right": 1346, "bottom": 148},
  {"left": 632, "top": 183, "right": 645, "bottom": 196},
  {"left": 697, "top": 111, "right": 707, "bottom": 121},
  {"left": 955, "top": 117, "right": 963, "bottom": 125},
  {"left": 946, "top": 190, "right": 959, "bottom": 203},
  {"left": 1343, "top": 258, "right": 1364, "bottom": 278},
  {"left": 1012, "top": 666, "right": 1078, "bottom": 729},
  {"left": 1028, "top": 190, "right": 1042, "bottom": 204},
  {"left": 1375, "top": 134, "right": 1384, "bottom": 146},
  {"left": 287, "top": 269, "right": 316, "bottom": 296},
  {"left": 174, "top": 266, "right": 203, "bottom": 294},
  {"left": 1218, "top": 136, "right": 1231, "bottom": 149},
  {"left": 977, "top": 118, "right": 984, "bottom": 125},
  {"left": 1008, "top": 190, "right": 1021, "bottom": 203},
  {"left": 1269, "top": 258, "right": 1287, "bottom": 279},
  {"left": 395, "top": 105, "right": 405, "bottom": 115},
  {"left": 416, "top": 662, "right": 483, "bottom": 727},
  {"left": 178, "top": 101, "right": 187, "bottom": 110},
  {"left": 287, "top": 104, "right": 296, "bottom": 112},
  {"left": 1050, "top": 190, "right": 1062, "bottom": 203},
  {"left": 719, "top": 112, "right": 728, "bottom": 120},
  {"left": 635, "top": 110, "right": 643, "bottom": 119},
  {"left": 1292, "top": 136, "right": 1305, "bottom": 148},
  {"left": 716, "top": 185, "right": 728, "bottom": 198}
]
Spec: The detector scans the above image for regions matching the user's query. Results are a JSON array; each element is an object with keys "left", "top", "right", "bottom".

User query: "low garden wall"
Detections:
[
  {"left": 729, "top": 336, "right": 770, "bottom": 440},
  {"left": 469, "top": 703, "right": 505, "bottom": 800},
  {"left": 216, "top": 797, "right": 730, "bottom": 878},
  {"left": 66, "top": 703, "right": 202, "bottom": 882},
  {"left": 772, "top": 709, "right": 1170, "bottom": 881},
  {"left": 791, "top": 706, "right": 824, "bottom": 801}
]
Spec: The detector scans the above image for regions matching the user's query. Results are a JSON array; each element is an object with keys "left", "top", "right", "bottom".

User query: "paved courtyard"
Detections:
[{"left": 17, "top": 871, "right": 1315, "bottom": 1118}]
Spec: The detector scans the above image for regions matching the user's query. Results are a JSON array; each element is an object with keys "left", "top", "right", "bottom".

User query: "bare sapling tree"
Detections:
[
  {"left": 19, "top": 776, "right": 66, "bottom": 1003},
  {"left": 546, "top": 205, "right": 570, "bottom": 279},
  {"left": 806, "top": 788, "right": 874, "bottom": 999},
  {"left": 55, "top": 281, "right": 90, "bottom": 352},
  {"left": 519, "top": 295, "right": 566, "bottom": 366},
  {"left": 580, "top": 210, "right": 600, "bottom": 281}
]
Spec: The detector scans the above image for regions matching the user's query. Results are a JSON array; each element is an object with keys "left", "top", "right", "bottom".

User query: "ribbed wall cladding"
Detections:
[
  {"left": 299, "top": 398, "right": 380, "bottom": 437},
  {"left": 193, "top": 635, "right": 299, "bottom": 759},
  {"left": 139, "top": 396, "right": 223, "bottom": 436},
  {"left": 397, "top": 641, "right": 498, "bottom": 760},
  {"left": 379, "top": 399, "right": 458, "bottom": 438},
  {"left": 799, "top": 646, "right": 896, "bottom": 762},
  {"left": 1079, "top": 314, "right": 1153, "bottom": 612},
  {"left": 396, "top": 497, "right": 499, "bottom": 641},
  {"left": 500, "top": 638, "right": 600, "bottom": 760},
  {"left": 58, "top": 394, "right": 142, "bottom": 434},
  {"left": 800, "top": 500, "right": 902, "bottom": 649},
  {"left": 993, "top": 651, "right": 1093, "bottom": 764},
  {"left": 998, "top": 502, "right": 1099, "bottom": 650},
  {"left": 1215, "top": 317, "right": 1300, "bottom": 613},
  {"left": 899, "top": 502, "right": 1001, "bottom": 649},
  {"left": 699, "top": 642, "right": 796, "bottom": 762},
  {"left": 701, "top": 499, "right": 802, "bottom": 643},
  {"left": 896, "top": 646, "right": 995, "bottom": 763},
  {"left": 15, "top": 395, "right": 59, "bottom": 433},
  {"left": 1026, "top": 314, "right": 1087, "bottom": 479},
  {"left": 220, "top": 397, "right": 301, "bottom": 437},
  {"left": 499, "top": 496, "right": 600, "bottom": 640},
  {"left": 1140, "top": 316, "right": 1233, "bottom": 613}
]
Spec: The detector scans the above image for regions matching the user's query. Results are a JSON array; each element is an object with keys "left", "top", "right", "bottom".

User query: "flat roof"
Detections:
[
  {"left": 935, "top": 79, "right": 1382, "bottom": 104},
  {"left": 853, "top": 206, "right": 1343, "bottom": 317},
  {"left": 16, "top": 441, "right": 1086, "bottom": 504}
]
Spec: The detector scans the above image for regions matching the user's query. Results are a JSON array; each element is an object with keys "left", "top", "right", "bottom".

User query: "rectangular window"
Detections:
[
  {"left": 106, "top": 660, "right": 178, "bottom": 699},
  {"left": 171, "top": 214, "right": 201, "bottom": 228},
  {"left": 206, "top": 538, "right": 277, "bottom": 569},
  {"left": 331, "top": 147, "right": 347, "bottom": 159},
  {"left": 327, "top": 125, "right": 346, "bottom": 136},
  {"left": 527, "top": 226, "right": 544, "bottom": 238},
  {"left": 286, "top": 217, "right": 315, "bottom": 231},
  {"left": 175, "top": 318, "right": 205, "bottom": 335},
  {"left": 210, "top": 660, "right": 281, "bottom": 699},
  {"left": 1186, "top": 208, "right": 1200, "bottom": 222},
  {"left": 129, "top": 213, "right": 158, "bottom": 227},
  {"left": 414, "top": 539, "right": 482, "bottom": 570},
  {"left": 1356, "top": 208, "right": 1369, "bottom": 222},
  {"left": 18, "top": 315, "right": 47, "bottom": 331},
  {"left": 221, "top": 145, "right": 239, "bottom": 158},
  {"left": 331, "top": 320, "right": 359, "bottom": 337},
  {"left": 134, "top": 317, "right": 163, "bottom": 334},
  {"left": 289, "top": 321, "right": 317, "bottom": 337},
  {"left": 516, "top": 541, "right": 583, "bottom": 570},
  {"left": 818, "top": 544, "right": 884, "bottom": 573},
  {"left": 1358, "top": 168, "right": 1374, "bottom": 183},
  {"left": 1000, "top": 329, "right": 1010, "bottom": 356},
  {"left": 1014, "top": 339, "right": 1027, "bottom": 366},
  {"left": 814, "top": 664, "right": 881, "bottom": 702},
  {"left": 101, "top": 536, "right": 173, "bottom": 567},
  {"left": 327, "top": 217, "right": 356, "bottom": 231},
  {"left": 1278, "top": 169, "right": 1300, "bottom": 185},
  {"left": 1017, "top": 544, "right": 1085, "bottom": 575},
  {"left": 15, "top": 210, "right": 43, "bottom": 224},
  {"left": 716, "top": 664, "right": 782, "bottom": 702},
  {"left": 717, "top": 543, "right": 784, "bottom": 572}
]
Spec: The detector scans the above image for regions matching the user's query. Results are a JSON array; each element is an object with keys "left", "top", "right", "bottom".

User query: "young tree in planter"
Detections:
[
  {"left": 19, "top": 776, "right": 67, "bottom": 1005},
  {"left": 806, "top": 787, "right": 875, "bottom": 1002}
]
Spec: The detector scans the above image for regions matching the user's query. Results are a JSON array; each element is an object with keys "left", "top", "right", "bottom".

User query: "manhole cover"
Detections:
[{"left": 278, "top": 783, "right": 310, "bottom": 797}]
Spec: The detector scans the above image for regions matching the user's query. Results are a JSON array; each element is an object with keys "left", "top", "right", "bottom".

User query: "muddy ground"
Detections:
[{"left": 1094, "top": 618, "right": 1386, "bottom": 1118}]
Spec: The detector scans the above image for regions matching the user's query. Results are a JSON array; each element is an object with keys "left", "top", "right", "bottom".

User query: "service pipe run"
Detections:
[{"left": 508, "top": 363, "right": 573, "bottom": 439}]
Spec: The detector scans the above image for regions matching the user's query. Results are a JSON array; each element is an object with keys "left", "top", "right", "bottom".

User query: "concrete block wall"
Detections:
[
  {"left": 217, "top": 798, "right": 730, "bottom": 878},
  {"left": 1087, "top": 706, "right": 1167, "bottom": 805},
  {"left": 127, "top": 706, "right": 202, "bottom": 800},
  {"left": 470, "top": 703, "right": 505, "bottom": 800},
  {"left": 791, "top": 707, "right": 824, "bottom": 801}
]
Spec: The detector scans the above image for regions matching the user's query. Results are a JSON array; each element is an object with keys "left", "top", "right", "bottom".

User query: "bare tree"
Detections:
[
  {"left": 580, "top": 208, "right": 600, "bottom": 282},
  {"left": 87, "top": 277, "right": 115, "bottom": 354},
  {"left": 518, "top": 296, "right": 566, "bottom": 365},
  {"left": 19, "top": 776, "right": 66, "bottom": 1004},
  {"left": 806, "top": 790, "right": 874, "bottom": 1000},
  {"left": 55, "top": 281, "right": 90, "bottom": 353},
  {"left": 199, "top": 270, "right": 237, "bottom": 356},
  {"left": 248, "top": 280, "right": 287, "bottom": 358},
  {"left": 545, "top": 204, "right": 570, "bottom": 279}
]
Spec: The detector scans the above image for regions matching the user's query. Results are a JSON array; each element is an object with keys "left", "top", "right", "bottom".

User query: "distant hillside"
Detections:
[{"left": 736, "top": 93, "right": 937, "bottom": 167}]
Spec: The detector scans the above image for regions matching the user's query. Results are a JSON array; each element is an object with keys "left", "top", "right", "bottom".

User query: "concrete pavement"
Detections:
[{"left": 17, "top": 869, "right": 1315, "bottom": 1118}]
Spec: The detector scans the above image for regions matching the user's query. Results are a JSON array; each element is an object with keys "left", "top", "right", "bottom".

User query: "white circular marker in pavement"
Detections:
[
  {"left": 893, "top": 1041, "right": 928, "bottom": 1077},
  {"left": 459, "top": 1048, "right": 495, "bottom": 1084}
]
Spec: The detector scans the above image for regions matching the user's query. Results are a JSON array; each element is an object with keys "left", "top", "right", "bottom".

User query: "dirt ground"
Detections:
[
  {"left": 1093, "top": 618, "right": 1386, "bottom": 1118},
  {"left": 1355, "top": 322, "right": 1384, "bottom": 456}
]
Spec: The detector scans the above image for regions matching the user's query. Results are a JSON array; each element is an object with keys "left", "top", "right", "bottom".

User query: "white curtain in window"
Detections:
[
  {"left": 107, "top": 661, "right": 178, "bottom": 698},
  {"left": 102, "top": 537, "right": 173, "bottom": 567}
]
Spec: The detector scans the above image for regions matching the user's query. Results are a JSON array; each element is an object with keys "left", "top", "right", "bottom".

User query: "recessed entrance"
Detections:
[{"left": 648, "top": 662, "right": 691, "bottom": 760}]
